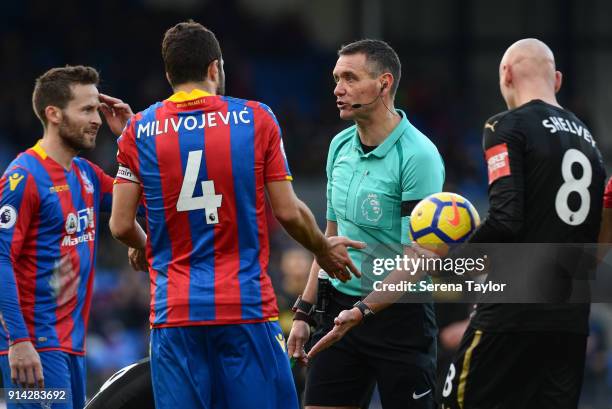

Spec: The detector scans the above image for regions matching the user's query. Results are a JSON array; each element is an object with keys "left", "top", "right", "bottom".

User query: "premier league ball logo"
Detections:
[{"left": 0, "top": 205, "right": 17, "bottom": 229}]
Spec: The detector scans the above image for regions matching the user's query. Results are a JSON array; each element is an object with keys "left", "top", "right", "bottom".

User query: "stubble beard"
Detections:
[{"left": 58, "top": 113, "right": 97, "bottom": 153}]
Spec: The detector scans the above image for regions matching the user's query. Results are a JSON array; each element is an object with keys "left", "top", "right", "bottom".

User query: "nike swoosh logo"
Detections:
[
  {"left": 412, "top": 389, "right": 431, "bottom": 399},
  {"left": 447, "top": 197, "right": 460, "bottom": 226}
]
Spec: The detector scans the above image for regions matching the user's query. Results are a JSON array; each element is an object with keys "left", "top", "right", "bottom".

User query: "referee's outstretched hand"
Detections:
[
  {"left": 307, "top": 307, "right": 363, "bottom": 359},
  {"left": 315, "top": 236, "right": 366, "bottom": 282}
]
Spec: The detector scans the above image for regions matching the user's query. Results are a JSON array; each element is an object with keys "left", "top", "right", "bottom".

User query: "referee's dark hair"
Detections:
[
  {"left": 338, "top": 39, "right": 401, "bottom": 96},
  {"left": 162, "top": 20, "right": 222, "bottom": 87},
  {"left": 32, "top": 65, "right": 99, "bottom": 128}
]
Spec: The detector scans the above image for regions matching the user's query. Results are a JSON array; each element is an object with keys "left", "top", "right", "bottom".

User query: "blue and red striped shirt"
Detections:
[
  {"left": 115, "top": 89, "right": 292, "bottom": 327},
  {"left": 0, "top": 142, "right": 113, "bottom": 355}
]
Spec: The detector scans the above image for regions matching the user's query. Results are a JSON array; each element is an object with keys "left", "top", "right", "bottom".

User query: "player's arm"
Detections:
[
  {"left": 0, "top": 170, "right": 33, "bottom": 344},
  {"left": 266, "top": 181, "right": 362, "bottom": 279},
  {"left": 109, "top": 119, "right": 147, "bottom": 251},
  {"left": 467, "top": 117, "right": 526, "bottom": 243},
  {"left": 92, "top": 164, "right": 146, "bottom": 217},
  {"left": 0, "top": 168, "right": 44, "bottom": 388},
  {"left": 260, "top": 104, "right": 364, "bottom": 278},
  {"left": 109, "top": 181, "right": 146, "bottom": 250},
  {"left": 424, "top": 116, "right": 527, "bottom": 278},
  {"left": 91, "top": 161, "right": 147, "bottom": 271}
]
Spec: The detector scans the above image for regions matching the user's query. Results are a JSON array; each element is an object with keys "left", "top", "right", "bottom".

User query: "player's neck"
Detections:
[
  {"left": 355, "top": 105, "right": 401, "bottom": 146},
  {"left": 513, "top": 87, "right": 561, "bottom": 110},
  {"left": 39, "top": 132, "right": 78, "bottom": 171},
  {"left": 173, "top": 81, "right": 216, "bottom": 96}
]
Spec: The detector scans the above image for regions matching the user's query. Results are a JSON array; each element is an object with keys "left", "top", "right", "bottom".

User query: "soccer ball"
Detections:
[{"left": 409, "top": 192, "right": 480, "bottom": 255}]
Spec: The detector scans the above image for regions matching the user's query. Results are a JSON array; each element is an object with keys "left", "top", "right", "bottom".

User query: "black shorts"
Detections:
[
  {"left": 439, "top": 326, "right": 586, "bottom": 409},
  {"left": 304, "top": 288, "right": 437, "bottom": 409}
]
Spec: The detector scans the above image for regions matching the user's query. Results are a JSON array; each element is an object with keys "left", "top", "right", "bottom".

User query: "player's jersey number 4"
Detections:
[{"left": 177, "top": 149, "right": 223, "bottom": 224}]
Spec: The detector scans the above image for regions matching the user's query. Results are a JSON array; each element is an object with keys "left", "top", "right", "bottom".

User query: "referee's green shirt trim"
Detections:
[{"left": 325, "top": 110, "right": 445, "bottom": 296}]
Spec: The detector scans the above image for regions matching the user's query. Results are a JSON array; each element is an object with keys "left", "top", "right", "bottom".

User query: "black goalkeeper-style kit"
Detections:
[
  {"left": 440, "top": 99, "right": 605, "bottom": 409},
  {"left": 469, "top": 99, "right": 605, "bottom": 333}
]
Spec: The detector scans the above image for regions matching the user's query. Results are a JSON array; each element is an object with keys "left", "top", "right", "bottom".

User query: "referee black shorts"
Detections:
[
  {"left": 304, "top": 287, "right": 437, "bottom": 409},
  {"left": 439, "top": 326, "right": 586, "bottom": 409}
]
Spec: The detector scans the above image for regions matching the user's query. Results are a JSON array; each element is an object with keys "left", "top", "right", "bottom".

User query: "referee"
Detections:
[{"left": 287, "top": 39, "right": 445, "bottom": 409}]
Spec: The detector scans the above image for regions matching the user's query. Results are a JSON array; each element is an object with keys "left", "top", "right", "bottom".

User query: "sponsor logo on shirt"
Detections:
[
  {"left": 9, "top": 173, "right": 24, "bottom": 191},
  {"left": 0, "top": 205, "right": 17, "bottom": 229},
  {"left": 485, "top": 143, "right": 511, "bottom": 185},
  {"left": 62, "top": 207, "right": 95, "bottom": 247},
  {"left": 49, "top": 184, "right": 70, "bottom": 193},
  {"left": 61, "top": 231, "right": 95, "bottom": 247}
]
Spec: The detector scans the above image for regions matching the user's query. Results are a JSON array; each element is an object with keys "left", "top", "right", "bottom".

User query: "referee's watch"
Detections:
[
  {"left": 292, "top": 295, "right": 315, "bottom": 315},
  {"left": 353, "top": 300, "right": 375, "bottom": 321}
]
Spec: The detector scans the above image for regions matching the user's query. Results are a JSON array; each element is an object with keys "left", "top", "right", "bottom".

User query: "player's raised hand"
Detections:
[
  {"left": 287, "top": 320, "right": 310, "bottom": 367},
  {"left": 315, "top": 236, "right": 366, "bottom": 282},
  {"left": 8, "top": 341, "right": 44, "bottom": 388},
  {"left": 307, "top": 307, "right": 362, "bottom": 359},
  {"left": 99, "top": 93, "right": 134, "bottom": 136},
  {"left": 128, "top": 247, "right": 148, "bottom": 272}
]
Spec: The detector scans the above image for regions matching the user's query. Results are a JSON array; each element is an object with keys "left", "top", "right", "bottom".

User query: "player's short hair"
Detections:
[
  {"left": 32, "top": 65, "right": 100, "bottom": 127},
  {"left": 162, "top": 20, "right": 222, "bottom": 87},
  {"left": 338, "top": 39, "right": 401, "bottom": 96}
]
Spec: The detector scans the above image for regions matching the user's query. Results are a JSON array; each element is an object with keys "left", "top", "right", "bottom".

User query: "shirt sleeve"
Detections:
[
  {"left": 260, "top": 105, "right": 293, "bottom": 183},
  {"left": 468, "top": 115, "right": 526, "bottom": 243},
  {"left": 604, "top": 177, "right": 612, "bottom": 209},
  {"left": 115, "top": 118, "right": 141, "bottom": 185},
  {"left": 325, "top": 142, "right": 337, "bottom": 222},
  {"left": 400, "top": 148, "right": 445, "bottom": 245},
  {"left": 0, "top": 167, "right": 37, "bottom": 344}
]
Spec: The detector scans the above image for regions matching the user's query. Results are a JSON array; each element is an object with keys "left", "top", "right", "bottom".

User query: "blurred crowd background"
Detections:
[{"left": 1, "top": 0, "right": 612, "bottom": 407}]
